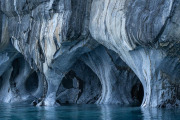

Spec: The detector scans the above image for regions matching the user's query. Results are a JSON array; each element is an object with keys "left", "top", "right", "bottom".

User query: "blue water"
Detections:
[{"left": 0, "top": 104, "right": 180, "bottom": 120}]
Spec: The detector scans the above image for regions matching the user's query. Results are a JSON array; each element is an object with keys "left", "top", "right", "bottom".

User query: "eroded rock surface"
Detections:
[
  {"left": 0, "top": 0, "right": 180, "bottom": 108},
  {"left": 89, "top": 0, "right": 180, "bottom": 108}
]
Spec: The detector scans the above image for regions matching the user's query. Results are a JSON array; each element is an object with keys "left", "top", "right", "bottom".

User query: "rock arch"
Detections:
[
  {"left": 80, "top": 46, "right": 144, "bottom": 106},
  {"left": 89, "top": 0, "right": 180, "bottom": 107},
  {"left": 57, "top": 61, "right": 102, "bottom": 104}
]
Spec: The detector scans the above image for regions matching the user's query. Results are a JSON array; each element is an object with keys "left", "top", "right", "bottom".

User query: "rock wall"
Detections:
[
  {"left": 57, "top": 61, "right": 102, "bottom": 104},
  {"left": 0, "top": 0, "right": 180, "bottom": 108},
  {"left": 81, "top": 46, "right": 141, "bottom": 105},
  {"left": 89, "top": 0, "right": 180, "bottom": 107}
]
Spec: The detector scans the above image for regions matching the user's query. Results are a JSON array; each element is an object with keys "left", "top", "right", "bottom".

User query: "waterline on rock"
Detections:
[{"left": 0, "top": 103, "right": 180, "bottom": 120}]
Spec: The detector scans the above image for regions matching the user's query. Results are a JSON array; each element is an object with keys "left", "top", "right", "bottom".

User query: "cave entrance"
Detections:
[
  {"left": 25, "top": 71, "right": 39, "bottom": 94},
  {"left": 106, "top": 48, "right": 144, "bottom": 106},
  {"left": 56, "top": 60, "right": 102, "bottom": 105},
  {"left": 0, "top": 76, "right": 3, "bottom": 90},
  {"left": 10, "top": 58, "right": 21, "bottom": 87},
  {"left": 131, "top": 81, "right": 144, "bottom": 106}
]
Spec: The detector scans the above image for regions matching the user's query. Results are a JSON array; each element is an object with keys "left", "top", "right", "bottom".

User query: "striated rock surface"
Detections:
[
  {"left": 1, "top": 0, "right": 98, "bottom": 106},
  {"left": 81, "top": 46, "right": 142, "bottom": 105},
  {"left": 57, "top": 61, "right": 102, "bottom": 104},
  {"left": 90, "top": 0, "right": 180, "bottom": 107},
  {"left": 0, "top": 0, "right": 180, "bottom": 108}
]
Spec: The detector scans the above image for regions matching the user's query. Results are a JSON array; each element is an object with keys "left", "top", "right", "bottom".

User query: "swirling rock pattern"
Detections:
[
  {"left": 90, "top": 0, "right": 180, "bottom": 107},
  {"left": 0, "top": 0, "right": 179, "bottom": 107}
]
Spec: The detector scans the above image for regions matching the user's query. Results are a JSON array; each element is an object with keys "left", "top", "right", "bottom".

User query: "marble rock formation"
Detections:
[
  {"left": 90, "top": 0, "right": 180, "bottom": 107},
  {"left": 1, "top": 0, "right": 98, "bottom": 106},
  {"left": 57, "top": 46, "right": 143, "bottom": 106},
  {"left": 0, "top": 0, "right": 180, "bottom": 108}
]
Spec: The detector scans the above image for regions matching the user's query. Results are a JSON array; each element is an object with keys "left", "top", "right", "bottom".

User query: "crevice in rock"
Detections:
[
  {"left": 10, "top": 58, "right": 21, "bottom": 98},
  {"left": 25, "top": 71, "right": 39, "bottom": 94},
  {"left": 131, "top": 81, "right": 144, "bottom": 106}
]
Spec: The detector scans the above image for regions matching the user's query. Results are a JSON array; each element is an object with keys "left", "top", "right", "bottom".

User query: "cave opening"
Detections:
[
  {"left": 10, "top": 58, "right": 20, "bottom": 87},
  {"left": 0, "top": 76, "right": 3, "bottom": 91},
  {"left": 106, "top": 49, "right": 144, "bottom": 106},
  {"left": 131, "top": 81, "right": 144, "bottom": 106},
  {"left": 25, "top": 71, "right": 39, "bottom": 94},
  {"left": 57, "top": 61, "right": 102, "bottom": 105},
  {"left": 61, "top": 70, "right": 78, "bottom": 89}
]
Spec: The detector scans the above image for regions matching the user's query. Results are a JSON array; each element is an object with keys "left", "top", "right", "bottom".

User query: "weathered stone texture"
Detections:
[{"left": 0, "top": 0, "right": 180, "bottom": 108}]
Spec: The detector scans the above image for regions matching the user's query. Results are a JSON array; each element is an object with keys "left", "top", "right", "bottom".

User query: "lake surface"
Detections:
[{"left": 0, "top": 103, "right": 180, "bottom": 120}]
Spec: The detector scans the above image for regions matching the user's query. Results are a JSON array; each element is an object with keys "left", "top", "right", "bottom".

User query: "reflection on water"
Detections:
[
  {"left": 141, "top": 108, "right": 180, "bottom": 120},
  {"left": 0, "top": 103, "right": 180, "bottom": 120},
  {"left": 100, "top": 105, "right": 112, "bottom": 120}
]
